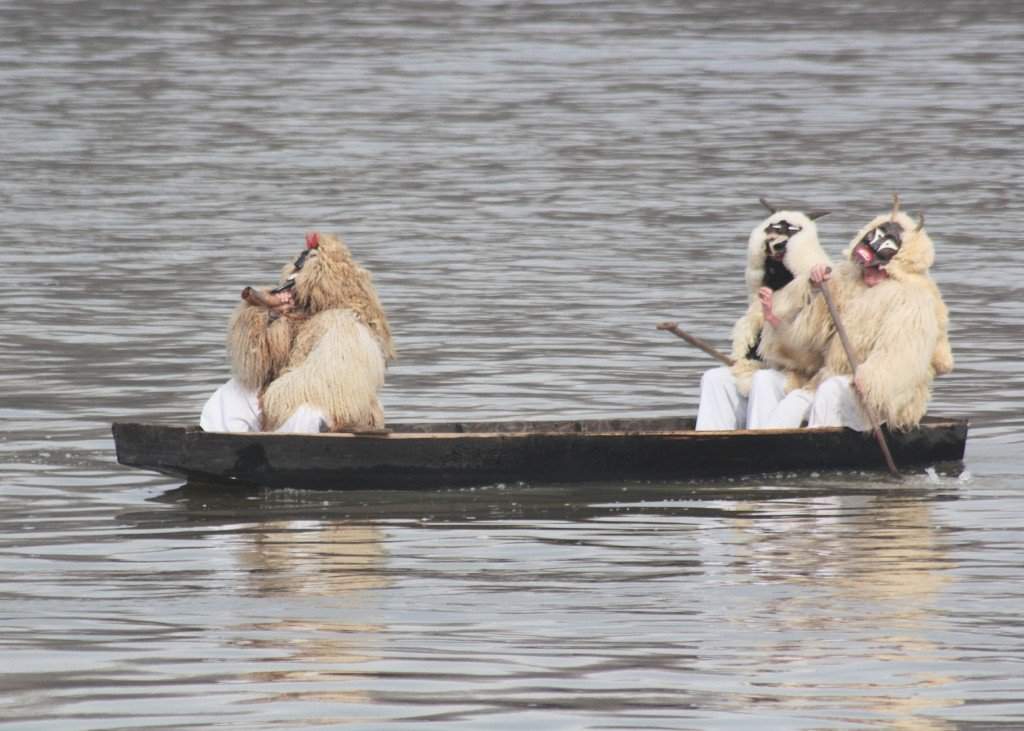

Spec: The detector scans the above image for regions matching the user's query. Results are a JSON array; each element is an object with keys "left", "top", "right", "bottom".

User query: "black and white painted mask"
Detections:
[
  {"left": 853, "top": 221, "right": 903, "bottom": 268},
  {"left": 763, "top": 219, "right": 802, "bottom": 260}
]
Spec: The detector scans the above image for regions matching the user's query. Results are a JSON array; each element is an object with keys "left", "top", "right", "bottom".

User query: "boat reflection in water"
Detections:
[
  {"left": 225, "top": 515, "right": 389, "bottom": 707},
  {"left": 237, "top": 520, "right": 389, "bottom": 598},
  {"left": 140, "top": 476, "right": 970, "bottom": 725},
  {"left": 713, "top": 490, "right": 961, "bottom": 730}
]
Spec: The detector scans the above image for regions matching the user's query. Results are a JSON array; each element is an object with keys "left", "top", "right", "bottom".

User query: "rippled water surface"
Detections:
[{"left": 2, "top": 2, "right": 1023, "bottom": 729}]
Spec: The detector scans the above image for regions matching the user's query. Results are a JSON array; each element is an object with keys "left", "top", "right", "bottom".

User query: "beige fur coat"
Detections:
[
  {"left": 227, "top": 233, "right": 395, "bottom": 432},
  {"left": 803, "top": 211, "right": 953, "bottom": 430},
  {"left": 730, "top": 210, "right": 832, "bottom": 395}
]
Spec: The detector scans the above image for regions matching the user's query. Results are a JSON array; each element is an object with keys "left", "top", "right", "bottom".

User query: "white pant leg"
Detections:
[
  {"left": 746, "top": 369, "right": 789, "bottom": 429},
  {"left": 696, "top": 366, "right": 746, "bottom": 430},
  {"left": 807, "top": 376, "right": 871, "bottom": 431},
  {"left": 764, "top": 388, "right": 814, "bottom": 429},
  {"left": 275, "top": 405, "right": 327, "bottom": 434},
  {"left": 200, "top": 378, "right": 262, "bottom": 432}
]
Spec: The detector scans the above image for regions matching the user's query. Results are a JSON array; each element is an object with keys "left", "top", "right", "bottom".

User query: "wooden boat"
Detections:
[{"left": 112, "top": 415, "right": 968, "bottom": 490}]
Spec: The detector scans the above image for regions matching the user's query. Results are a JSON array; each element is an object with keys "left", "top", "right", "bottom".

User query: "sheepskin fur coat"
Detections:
[
  {"left": 227, "top": 232, "right": 395, "bottom": 432},
  {"left": 805, "top": 210, "right": 953, "bottom": 430},
  {"left": 730, "top": 210, "right": 832, "bottom": 395}
]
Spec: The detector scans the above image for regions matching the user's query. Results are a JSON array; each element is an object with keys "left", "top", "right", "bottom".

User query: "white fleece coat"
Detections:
[
  {"left": 730, "top": 210, "right": 832, "bottom": 395},
  {"left": 803, "top": 211, "right": 953, "bottom": 430}
]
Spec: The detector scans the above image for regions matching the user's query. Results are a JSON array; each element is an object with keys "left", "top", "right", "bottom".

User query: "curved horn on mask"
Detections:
[
  {"left": 915, "top": 211, "right": 925, "bottom": 232},
  {"left": 758, "top": 197, "right": 776, "bottom": 214},
  {"left": 890, "top": 192, "right": 901, "bottom": 220},
  {"left": 808, "top": 210, "right": 831, "bottom": 220}
]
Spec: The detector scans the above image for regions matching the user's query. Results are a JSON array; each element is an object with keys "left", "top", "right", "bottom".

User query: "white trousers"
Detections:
[
  {"left": 762, "top": 375, "right": 871, "bottom": 431},
  {"left": 200, "top": 378, "right": 327, "bottom": 433},
  {"left": 762, "top": 388, "right": 814, "bottom": 429},
  {"left": 808, "top": 375, "right": 870, "bottom": 431},
  {"left": 696, "top": 366, "right": 790, "bottom": 430}
]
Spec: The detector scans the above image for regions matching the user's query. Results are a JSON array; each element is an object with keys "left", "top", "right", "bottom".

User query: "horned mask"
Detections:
[{"left": 851, "top": 194, "right": 924, "bottom": 269}]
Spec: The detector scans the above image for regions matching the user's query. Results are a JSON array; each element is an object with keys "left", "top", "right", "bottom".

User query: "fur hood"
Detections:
[
  {"left": 744, "top": 211, "right": 828, "bottom": 295},
  {"left": 283, "top": 232, "right": 395, "bottom": 361}
]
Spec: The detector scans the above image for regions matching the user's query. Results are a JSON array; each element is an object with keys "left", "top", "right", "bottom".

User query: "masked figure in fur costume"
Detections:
[
  {"left": 696, "top": 199, "right": 831, "bottom": 430},
  {"left": 762, "top": 195, "right": 953, "bottom": 430},
  {"left": 200, "top": 232, "right": 395, "bottom": 433}
]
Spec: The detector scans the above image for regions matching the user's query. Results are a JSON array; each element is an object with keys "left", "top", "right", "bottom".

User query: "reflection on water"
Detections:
[
  {"left": 2, "top": 0, "right": 1024, "bottom": 728},
  {"left": 720, "top": 493, "right": 961, "bottom": 730},
  {"left": 234, "top": 522, "right": 386, "bottom": 708},
  {"left": 239, "top": 521, "right": 388, "bottom": 597},
  {"left": 4, "top": 466, "right": 1024, "bottom": 727},
  {"left": 75, "top": 477, "right": 1015, "bottom": 729}
]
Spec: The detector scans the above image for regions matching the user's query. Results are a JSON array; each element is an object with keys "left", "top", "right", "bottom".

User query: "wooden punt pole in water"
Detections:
[
  {"left": 656, "top": 321, "right": 735, "bottom": 366},
  {"left": 818, "top": 280, "right": 900, "bottom": 478}
]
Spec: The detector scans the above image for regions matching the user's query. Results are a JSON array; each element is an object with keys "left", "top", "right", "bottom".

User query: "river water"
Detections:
[{"left": 2, "top": 2, "right": 1023, "bottom": 729}]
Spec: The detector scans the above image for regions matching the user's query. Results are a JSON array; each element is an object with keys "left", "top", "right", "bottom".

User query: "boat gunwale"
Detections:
[{"left": 121, "top": 414, "right": 967, "bottom": 441}]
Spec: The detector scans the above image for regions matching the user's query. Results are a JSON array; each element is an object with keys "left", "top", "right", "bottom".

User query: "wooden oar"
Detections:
[
  {"left": 656, "top": 321, "right": 735, "bottom": 366},
  {"left": 818, "top": 281, "right": 900, "bottom": 478}
]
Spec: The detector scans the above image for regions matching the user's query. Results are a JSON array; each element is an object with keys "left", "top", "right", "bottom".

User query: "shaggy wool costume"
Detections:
[
  {"left": 799, "top": 209, "right": 953, "bottom": 430},
  {"left": 730, "top": 209, "right": 832, "bottom": 396},
  {"left": 697, "top": 206, "right": 831, "bottom": 431},
  {"left": 224, "top": 232, "right": 395, "bottom": 432}
]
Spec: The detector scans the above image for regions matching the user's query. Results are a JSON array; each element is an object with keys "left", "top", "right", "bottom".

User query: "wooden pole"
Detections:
[
  {"left": 656, "top": 321, "right": 735, "bottom": 367},
  {"left": 818, "top": 282, "right": 900, "bottom": 478}
]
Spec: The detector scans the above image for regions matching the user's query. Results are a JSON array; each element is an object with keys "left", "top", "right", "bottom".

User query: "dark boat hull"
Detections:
[{"left": 111, "top": 416, "right": 968, "bottom": 490}]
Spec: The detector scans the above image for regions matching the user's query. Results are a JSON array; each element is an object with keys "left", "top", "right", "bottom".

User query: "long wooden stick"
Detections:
[
  {"left": 818, "top": 282, "right": 900, "bottom": 477},
  {"left": 656, "top": 321, "right": 735, "bottom": 366}
]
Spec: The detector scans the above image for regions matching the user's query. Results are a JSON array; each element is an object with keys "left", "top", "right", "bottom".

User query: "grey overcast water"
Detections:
[{"left": 2, "top": 2, "right": 1023, "bottom": 729}]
